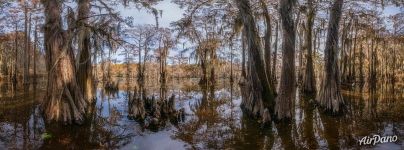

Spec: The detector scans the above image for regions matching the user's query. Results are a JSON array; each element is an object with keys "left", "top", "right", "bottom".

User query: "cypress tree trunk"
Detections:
[
  {"left": 77, "top": 0, "right": 95, "bottom": 102},
  {"left": 391, "top": 42, "right": 396, "bottom": 83},
  {"left": 241, "top": 29, "right": 246, "bottom": 78},
  {"left": 138, "top": 42, "right": 142, "bottom": 82},
  {"left": 317, "top": 0, "right": 344, "bottom": 113},
  {"left": 340, "top": 19, "right": 350, "bottom": 83},
  {"left": 370, "top": 36, "right": 378, "bottom": 87},
  {"left": 359, "top": 39, "right": 364, "bottom": 84},
  {"left": 42, "top": 0, "right": 87, "bottom": 124},
  {"left": 272, "top": 21, "right": 279, "bottom": 84},
  {"left": 33, "top": 19, "right": 38, "bottom": 83},
  {"left": 368, "top": 37, "right": 373, "bottom": 84},
  {"left": 27, "top": 14, "right": 32, "bottom": 83},
  {"left": 235, "top": 0, "right": 275, "bottom": 120},
  {"left": 23, "top": 2, "right": 29, "bottom": 85},
  {"left": 302, "top": 0, "right": 316, "bottom": 94},
  {"left": 13, "top": 22, "right": 18, "bottom": 85},
  {"left": 209, "top": 45, "right": 217, "bottom": 87},
  {"left": 230, "top": 42, "right": 234, "bottom": 82},
  {"left": 351, "top": 20, "right": 358, "bottom": 83},
  {"left": 275, "top": 0, "right": 297, "bottom": 120},
  {"left": 298, "top": 23, "right": 305, "bottom": 85}
]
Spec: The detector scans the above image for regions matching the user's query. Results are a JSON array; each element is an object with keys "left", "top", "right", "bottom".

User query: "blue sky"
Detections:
[
  {"left": 5, "top": 0, "right": 399, "bottom": 63},
  {"left": 119, "top": 0, "right": 402, "bottom": 28},
  {"left": 111, "top": 0, "right": 402, "bottom": 63},
  {"left": 110, "top": 0, "right": 185, "bottom": 63}
]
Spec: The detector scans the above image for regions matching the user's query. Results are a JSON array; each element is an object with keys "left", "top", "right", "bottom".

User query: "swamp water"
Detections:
[{"left": 0, "top": 79, "right": 403, "bottom": 149}]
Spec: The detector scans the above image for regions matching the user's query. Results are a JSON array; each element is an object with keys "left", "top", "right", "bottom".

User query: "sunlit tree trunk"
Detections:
[
  {"left": 42, "top": 0, "right": 87, "bottom": 124},
  {"left": 317, "top": 0, "right": 344, "bottom": 113},
  {"left": 302, "top": 0, "right": 316, "bottom": 94},
  {"left": 275, "top": 0, "right": 297, "bottom": 120},
  {"left": 77, "top": 0, "right": 95, "bottom": 102}
]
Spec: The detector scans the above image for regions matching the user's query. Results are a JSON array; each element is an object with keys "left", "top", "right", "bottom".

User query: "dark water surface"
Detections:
[{"left": 0, "top": 79, "right": 403, "bottom": 149}]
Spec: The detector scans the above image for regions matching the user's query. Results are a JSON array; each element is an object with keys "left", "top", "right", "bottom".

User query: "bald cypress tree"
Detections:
[
  {"left": 302, "top": 0, "right": 317, "bottom": 94},
  {"left": 42, "top": 0, "right": 87, "bottom": 124},
  {"left": 275, "top": 0, "right": 297, "bottom": 120},
  {"left": 317, "top": 0, "right": 345, "bottom": 113}
]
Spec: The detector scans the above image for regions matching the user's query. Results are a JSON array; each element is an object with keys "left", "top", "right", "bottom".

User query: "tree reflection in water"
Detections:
[{"left": 0, "top": 79, "right": 402, "bottom": 149}]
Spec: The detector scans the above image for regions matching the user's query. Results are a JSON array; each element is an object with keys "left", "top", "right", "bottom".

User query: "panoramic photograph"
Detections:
[{"left": 0, "top": 0, "right": 403, "bottom": 149}]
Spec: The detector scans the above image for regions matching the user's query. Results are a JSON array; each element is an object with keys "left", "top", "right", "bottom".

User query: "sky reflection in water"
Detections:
[{"left": 0, "top": 79, "right": 403, "bottom": 149}]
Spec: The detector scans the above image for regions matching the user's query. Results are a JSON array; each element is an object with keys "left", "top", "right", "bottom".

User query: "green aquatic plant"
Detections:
[{"left": 41, "top": 132, "right": 52, "bottom": 140}]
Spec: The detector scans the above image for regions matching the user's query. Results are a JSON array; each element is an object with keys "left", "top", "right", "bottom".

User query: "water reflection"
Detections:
[{"left": 0, "top": 79, "right": 402, "bottom": 149}]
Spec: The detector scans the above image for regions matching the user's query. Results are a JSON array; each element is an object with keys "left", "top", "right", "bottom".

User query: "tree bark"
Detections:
[
  {"left": 272, "top": 20, "right": 279, "bottom": 84},
  {"left": 33, "top": 19, "right": 38, "bottom": 83},
  {"left": 77, "top": 0, "right": 95, "bottom": 102},
  {"left": 275, "top": 0, "right": 297, "bottom": 120},
  {"left": 42, "top": 0, "right": 87, "bottom": 124},
  {"left": 302, "top": 0, "right": 316, "bottom": 94},
  {"left": 316, "top": 0, "right": 344, "bottom": 113}
]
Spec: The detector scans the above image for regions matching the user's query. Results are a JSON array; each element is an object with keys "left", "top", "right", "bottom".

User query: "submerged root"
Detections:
[
  {"left": 128, "top": 91, "right": 184, "bottom": 128},
  {"left": 128, "top": 88, "right": 146, "bottom": 120}
]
